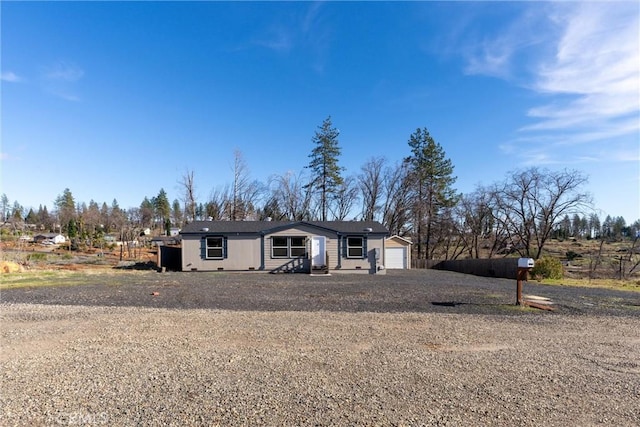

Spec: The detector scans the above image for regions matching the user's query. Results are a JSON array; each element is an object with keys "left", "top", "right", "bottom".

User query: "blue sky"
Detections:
[{"left": 2, "top": 1, "right": 639, "bottom": 223}]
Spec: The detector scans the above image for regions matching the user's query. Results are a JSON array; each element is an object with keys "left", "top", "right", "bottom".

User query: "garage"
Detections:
[
  {"left": 385, "top": 236, "right": 412, "bottom": 269},
  {"left": 385, "top": 247, "right": 407, "bottom": 269}
]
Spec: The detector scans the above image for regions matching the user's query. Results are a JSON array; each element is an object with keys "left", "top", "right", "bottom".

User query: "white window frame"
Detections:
[
  {"left": 346, "top": 236, "right": 364, "bottom": 258},
  {"left": 271, "top": 236, "right": 307, "bottom": 259},
  {"left": 289, "top": 236, "right": 306, "bottom": 257},
  {"left": 206, "top": 236, "right": 224, "bottom": 260}
]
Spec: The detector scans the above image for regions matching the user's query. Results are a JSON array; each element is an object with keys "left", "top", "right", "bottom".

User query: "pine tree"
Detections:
[
  {"left": 153, "top": 189, "right": 171, "bottom": 233},
  {"left": 55, "top": 188, "right": 76, "bottom": 234},
  {"left": 405, "top": 128, "right": 458, "bottom": 259},
  {"left": 306, "top": 116, "right": 344, "bottom": 221}
]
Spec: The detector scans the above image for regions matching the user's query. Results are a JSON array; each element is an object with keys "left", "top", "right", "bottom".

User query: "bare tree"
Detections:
[
  {"left": 434, "top": 206, "right": 465, "bottom": 260},
  {"left": 229, "top": 150, "right": 263, "bottom": 220},
  {"left": 206, "top": 187, "right": 226, "bottom": 220},
  {"left": 179, "top": 169, "right": 197, "bottom": 223},
  {"left": 330, "top": 175, "right": 359, "bottom": 220},
  {"left": 0, "top": 193, "right": 9, "bottom": 223},
  {"left": 454, "top": 187, "right": 495, "bottom": 258},
  {"left": 627, "top": 234, "right": 640, "bottom": 276},
  {"left": 491, "top": 167, "right": 591, "bottom": 259},
  {"left": 358, "top": 157, "right": 385, "bottom": 221},
  {"left": 381, "top": 162, "right": 412, "bottom": 236},
  {"left": 270, "top": 171, "right": 313, "bottom": 221}
]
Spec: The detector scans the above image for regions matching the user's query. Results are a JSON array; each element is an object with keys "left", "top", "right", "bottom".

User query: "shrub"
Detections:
[
  {"left": 531, "top": 256, "right": 564, "bottom": 280},
  {"left": 27, "top": 253, "right": 48, "bottom": 262}
]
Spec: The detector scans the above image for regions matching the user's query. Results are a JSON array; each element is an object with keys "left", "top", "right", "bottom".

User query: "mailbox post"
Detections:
[{"left": 516, "top": 258, "right": 535, "bottom": 306}]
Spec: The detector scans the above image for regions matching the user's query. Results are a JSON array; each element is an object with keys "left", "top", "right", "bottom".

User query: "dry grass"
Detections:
[
  {"left": 537, "top": 277, "right": 640, "bottom": 292},
  {"left": 0, "top": 269, "right": 139, "bottom": 290}
]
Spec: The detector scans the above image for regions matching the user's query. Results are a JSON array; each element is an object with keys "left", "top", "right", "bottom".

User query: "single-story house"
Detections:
[
  {"left": 33, "top": 233, "right": 66, "bottom": 244},
  {"left": 385, "top": 235, "right": 413, "bottom": 269},
  {"left": 180, "top": 220, "right": 389, "bottom": 274}
]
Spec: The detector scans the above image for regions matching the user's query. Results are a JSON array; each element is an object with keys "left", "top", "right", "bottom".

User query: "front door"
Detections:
[{"left": 311, "top": 236, "right": 326, "bottom": 267}]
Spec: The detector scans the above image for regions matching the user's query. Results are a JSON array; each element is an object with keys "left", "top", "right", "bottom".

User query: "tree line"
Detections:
[{"left": 3, "top": 117, "right": 638, "bottom": 260}]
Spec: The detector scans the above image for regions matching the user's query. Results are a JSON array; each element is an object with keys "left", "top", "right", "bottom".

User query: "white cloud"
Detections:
[
  {"left": 463, "top": 7, "right": 551, "bottom": 80},
  {"left": 527, "top": 3, "right": 640, "bottom": 134},
  {"left": 251, "top": 2, "right": 330, "bottom": 73},
  {"left": 42, "top": 61, "right": 84, "bottom": 82},
  {"left": 40, "top": 61, "right": 84, "bottom": 101},
  {"left": 254, "top": 26, "right": 293, "bottom": 53},
  {"left": 1, "top": 71, "right": 24, "bottom": 83},
  {"left": 466, "top": 2, "right": 640, "bottom": 164},
  {"left": 464, "top": 34, "right": 519, "bottom": 79}
]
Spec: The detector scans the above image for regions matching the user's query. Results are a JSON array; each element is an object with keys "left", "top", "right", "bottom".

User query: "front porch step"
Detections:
[{"left": 311, "top": 265, "right": 329, "bottom": 275}]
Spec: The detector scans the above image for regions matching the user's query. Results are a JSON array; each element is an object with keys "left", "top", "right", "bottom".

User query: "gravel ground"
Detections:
[{"left": 1, "top": 270, "right": 639, "bottom": 426}]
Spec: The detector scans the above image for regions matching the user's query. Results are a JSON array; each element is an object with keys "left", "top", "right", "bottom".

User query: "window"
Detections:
[
  {"left": 290, "top": 237, "right": 306, "bottom": 257},
  {"left": 272, "top": 236, "right": 289, "bottom": 258},
  {"left": 346, "top": 236, "right": 364, "bottom": 258},
  {"left": 206, "top": 236, "right": 224, "bottom": 259},
  {"left": 271, "top": 236, "right": 307, "bottom": 258}
]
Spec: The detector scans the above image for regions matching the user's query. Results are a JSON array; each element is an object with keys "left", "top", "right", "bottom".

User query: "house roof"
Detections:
[
  {"left": 180, "top": 220, "right": 388, "bottom": 236},
  {"left": 34, "top": 232, "right": 64, "bottom": 238},
  {"left": 386, "top": 235, "right": 413, "bottom": 245}
]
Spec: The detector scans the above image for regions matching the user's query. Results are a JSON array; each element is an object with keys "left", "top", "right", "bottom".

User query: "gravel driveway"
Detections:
[{"left": 1, "top": 270, "right": 639, "bottom": 426}]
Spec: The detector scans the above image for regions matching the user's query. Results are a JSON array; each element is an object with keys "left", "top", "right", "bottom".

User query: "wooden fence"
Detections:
[{"left": 412, "top": 258, "right": 521, "bottom": 279}]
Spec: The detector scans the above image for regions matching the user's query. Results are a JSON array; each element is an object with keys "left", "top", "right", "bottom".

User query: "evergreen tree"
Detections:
[
  {"left": 68, "top": 218, "right": 78, "bottom": 238},
  {"left": 153, "top": 189, "right": 171, "bottom": 233},
  {"left": 139, "top": 197, "right": 154, "bottom": 228},
  {"left": 405, "top": 128, "right": 458, "bottom": 259},
  {"left": 305, "top": 116, "right": 344, "bottom": 221},
  {"left": 25, "top": 208, "right": 37, "bottom": 225},
  {"left": 37, "top": 205, "right": 52, "bottom": 231},
  {"left": 55, "top": 188, "right": 76, "bottom": 234},
  {"left": 588, "top": 213, "right": 601, "bottom": 238},
  {"left": 172, "top": 199, "right": 183, "bottom": 227},
  {"left": 100, "top": 202, "right": 110, "bottom": 232}
]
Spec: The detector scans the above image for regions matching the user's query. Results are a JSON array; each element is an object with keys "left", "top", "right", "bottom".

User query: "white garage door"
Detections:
[{"left": 385, "top": 247, "right": 406, "bottom": 269}]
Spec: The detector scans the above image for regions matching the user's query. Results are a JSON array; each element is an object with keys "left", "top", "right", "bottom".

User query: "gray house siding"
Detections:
[
  {"left": 182, "top": 234, "right": 261, "bottom": 271},
  {"left": 180, "top": 221, "right": 388, "bottom": 274},
  {"left": 262, "top": 225, "right": 336, "bottom": 273}
]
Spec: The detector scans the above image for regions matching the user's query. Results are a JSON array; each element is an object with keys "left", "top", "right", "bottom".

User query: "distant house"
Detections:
[
  {"left": 33, "top": 233, "right": 66, "bottom": 244},
  {"left": 180, "top": 220, "right": 389, "bottom": 274}
]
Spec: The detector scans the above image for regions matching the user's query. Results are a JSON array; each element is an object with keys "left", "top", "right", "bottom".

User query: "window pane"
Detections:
[
  {"left": 207, "top": 237, "right": 222, "bottom": 247},
  {"left": 348, "top": 247, "right": 363, "bottom": 257},
  {"left": 272, "top": 237, "right": 287, "bottom": 247},
  {"left": 273, "top": 247, "right": 288, "bottom": 257},
  {"left": 348, "top": 237, "right": 363, "bottom": 247},
  {"left": 291, "top": 247, "right": 306, "bottom": 257},
  {"left": 207, "top": 248, "right": 223, "bottom": 258},
  {"left": 290, "top": 237, "right": 305, "bottom": 247}
]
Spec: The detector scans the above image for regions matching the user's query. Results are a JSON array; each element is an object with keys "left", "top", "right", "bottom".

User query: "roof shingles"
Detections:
[{"left": 180, "top": 221, "right": 388, "bottom": 235}]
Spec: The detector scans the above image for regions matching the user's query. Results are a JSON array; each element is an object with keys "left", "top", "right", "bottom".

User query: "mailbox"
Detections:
[
  {"left": 516, "top": 258, "right": 534, "bottom": 306},
  {"left": 518, "top": 258, "right": 535, "bottom": 269}
]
